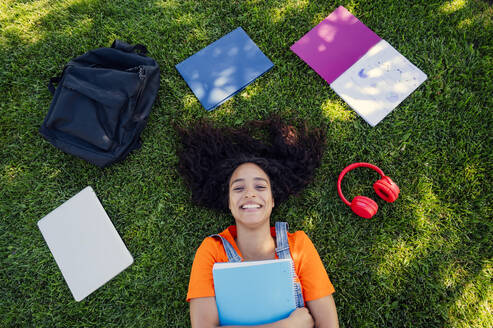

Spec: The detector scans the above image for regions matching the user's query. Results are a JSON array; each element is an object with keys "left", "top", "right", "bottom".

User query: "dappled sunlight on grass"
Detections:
[
  {"left": 307, "top": 0, "right": 360, "bottom": 27},
  {"left": 208, "top": 99, "right": 240, "bottom": 120},
  {"left": 440, "top": 261, "right": 468, "bottom": 290},
  {"left": 458, "top": 17, "right": 473, "bottom": 28},
  {"left": 189, "top": 27, "right": 209, "bottom": 43},
  {"left": 60, "top": 17, "right": 94, "bottom": 37},
  {"left": 0, "top": 0, "right": 52, "bottom": 45},
  {"left": 154, "top": 0, "right": 179, "bottom": 10},
  {"left": 41, "top": 165, "right": 62, "bottom": 180},
  {"left": 446, "top": 262, "right": 493, "bottom": 327},
  {"left": 375, "top": 237, "right": 417, "bottom": 281},
  {"left": 213, "top": 102, "right": 235, "bottom": 116},
  {"left": 374, "top": 175, "right": 458, "bottom": 288},
  {"left": 456, "top": 6, "right": 493, "bottom": 30},
  {"left": 2, "top": 165, "right": 24, "bottom": 184},
  {"left": 440, "top": 0, "right": 468, "bottom": 14},
  {"left": 245, "top": 0, "right": 265, "bottom": 6},
  {"left": 301, "top": 212, "right": 316, "bottom": 233},
  {"left": 176, "top": 11, "right": 197, "bottom": 26},
  {"left": 463, "top": 162, "right": 484, "bottom": 199},
  {"left": 240, "top": 83, "right": 261, "bottom": 99},
  {"left": 412, "top": 176, "right": 445, "bottom": 232},
  {"left": 0, "top": 0, "right": 87, "bottom": 45},
  {"left": 320, "top": 98, "right": 355, "bottom": 122},
  {"left": 181, "top": 93, "right": 199, "bottom": 109},
  {"left": 269, "top": 0, "right": 309, "bottom": 24}
]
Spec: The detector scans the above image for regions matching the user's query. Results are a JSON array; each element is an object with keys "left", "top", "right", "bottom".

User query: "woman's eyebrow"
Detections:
[
  {"left": 230, "top": 178, "right": 245, "bottom": 185},
  {"left": 230, "top": 177, "right": 268, "bottom": 185}
]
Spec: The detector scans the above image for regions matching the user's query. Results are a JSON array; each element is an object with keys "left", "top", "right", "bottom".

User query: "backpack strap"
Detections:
[
  {"left": 111, "top": 40, "right": 148, "bottom": 56},
  {"left": 210, "top": 234, "right": 242, "bottom": 263}
]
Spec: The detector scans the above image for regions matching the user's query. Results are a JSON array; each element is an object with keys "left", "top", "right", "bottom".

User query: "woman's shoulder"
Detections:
[
  {"left": 287, "top": 229, "right": 311, "bottom": 248},
  {"left": 288, "top": 229, "right": 309, "bottom": 239},
  {"left": 198, "top": 226, "right": 233, "bottom": 247},
  {"left": 198, "top": 235, "right": 225, "bottom": 253},
  {"left": 191, "top": 236, "right": 224, "bottom": 266},
  {"left": 194, "top": 227, "right": 233, "bottom": 263}
]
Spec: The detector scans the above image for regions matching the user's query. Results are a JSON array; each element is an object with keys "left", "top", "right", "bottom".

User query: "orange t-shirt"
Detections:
[{"left": 187, "top": 225, "right": 335, "bottom": 302}]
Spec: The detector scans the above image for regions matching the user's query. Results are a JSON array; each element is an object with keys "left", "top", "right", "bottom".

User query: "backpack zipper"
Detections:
[
  {"left": 133, "top": 66, "right": 147, "bottom": 121},
  {"left": 138, "top": 66, "right": 146, "bottom": 80}
]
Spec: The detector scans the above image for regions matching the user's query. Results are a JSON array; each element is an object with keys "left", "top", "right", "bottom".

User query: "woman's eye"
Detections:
[
  {"left": 256, "top": 185, "right": 267, "bottom": 190},
  {"left": 233, "top": 187, "right": 244, "bottom": 191}
]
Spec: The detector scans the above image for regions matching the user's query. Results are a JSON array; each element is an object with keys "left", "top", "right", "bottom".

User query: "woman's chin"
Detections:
[{"left": 235, "top": 214, "right": 269, "bottom": 227}]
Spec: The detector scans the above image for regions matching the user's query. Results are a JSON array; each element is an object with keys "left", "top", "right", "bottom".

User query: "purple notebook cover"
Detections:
[{"left": 290, "top": 6, "right": 381, "bottom": 84}]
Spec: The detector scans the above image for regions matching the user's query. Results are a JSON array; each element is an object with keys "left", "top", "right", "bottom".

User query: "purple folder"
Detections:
[{"left": 290, "top": 6, "right": 381, "bottom": 84}]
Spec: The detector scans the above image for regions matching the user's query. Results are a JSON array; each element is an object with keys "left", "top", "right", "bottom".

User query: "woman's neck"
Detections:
[{"left": 236, "top": 222, "right": 276, "bottom": 261}]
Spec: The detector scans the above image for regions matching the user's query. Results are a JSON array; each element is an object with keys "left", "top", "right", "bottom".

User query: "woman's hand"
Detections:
[
  {"left": 306, "top": 295, "right": 339, "bottom": 328},
  {"left": 283, "top": 308, "right": 314, "bottom": 328}
]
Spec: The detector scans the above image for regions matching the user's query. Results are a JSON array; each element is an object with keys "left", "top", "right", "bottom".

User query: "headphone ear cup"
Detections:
[
  {"left": 350, "top": 196, "right": 378, "bottom": 219},
  {"left": 373, "top": 176, "right": 400, "bottom": 202}
]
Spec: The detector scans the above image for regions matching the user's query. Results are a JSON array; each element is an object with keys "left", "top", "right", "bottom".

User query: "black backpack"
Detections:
[{"left": 39, "top": 40, "right": 160, "bottom": 167}]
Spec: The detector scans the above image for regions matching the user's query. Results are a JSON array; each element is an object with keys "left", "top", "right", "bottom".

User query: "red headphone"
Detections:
[{"left": 337, "top": 163, "right": 400, "bottom": 219}]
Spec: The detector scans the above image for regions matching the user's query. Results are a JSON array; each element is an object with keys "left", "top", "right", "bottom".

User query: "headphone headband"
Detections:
[{"left": 337, "top": 162, "right": 385, "bottom": 206}]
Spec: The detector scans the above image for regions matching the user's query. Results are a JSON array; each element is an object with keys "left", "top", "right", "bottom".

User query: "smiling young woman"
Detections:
[
  {"left": 229, "top": 163, "right": 274, "bottom": 231},
  {"left": 177, "top": 117, "right": 339, "bottom": 328}
]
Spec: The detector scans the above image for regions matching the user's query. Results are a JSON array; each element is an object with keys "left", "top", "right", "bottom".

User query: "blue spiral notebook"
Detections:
[
  {"left": 213, "top": 259, "right": 297, "bottom": 326},
  {"left": 175, "top": 27, "right": 274, "bottom": 111}
]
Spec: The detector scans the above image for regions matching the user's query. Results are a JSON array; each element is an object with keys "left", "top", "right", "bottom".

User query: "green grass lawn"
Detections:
[{"left": 1, "top": 0, "right": 491, "bottom": 327}]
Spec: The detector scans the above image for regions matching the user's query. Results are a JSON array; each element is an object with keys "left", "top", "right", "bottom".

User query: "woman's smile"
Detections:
[{"left": 240, "top": 202, "right": 262, "bottom": 210}]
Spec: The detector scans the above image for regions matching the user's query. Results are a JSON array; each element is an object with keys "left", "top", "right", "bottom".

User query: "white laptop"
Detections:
[{"left": 38, "top": 186, "right": 133, "bottom": 301}]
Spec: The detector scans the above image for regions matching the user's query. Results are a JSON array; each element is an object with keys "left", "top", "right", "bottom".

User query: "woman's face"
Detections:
[{"left": 228, "top": 163, "right": 274, "bottom": 228}]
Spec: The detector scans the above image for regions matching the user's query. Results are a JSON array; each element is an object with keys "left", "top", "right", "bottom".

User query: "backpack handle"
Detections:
[
  {"left": 47, "top": 40, "right": 148, "bottom": 94},
  {"left": 48, "top": 65, "right": 69, "bottom": 95},
  {"left": 48, "top": 76, "right": 60, "bottom": 95},
  {"left": 111, "top": 40, "right": 148, "bottom": 56}
]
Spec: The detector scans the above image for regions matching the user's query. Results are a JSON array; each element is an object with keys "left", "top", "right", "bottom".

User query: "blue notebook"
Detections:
[
  {"left": 213, "top": 259, "right": 297, "bottom": 326},
  {"left": 175, "top": 27, "right": 274, "bottom": 111}
]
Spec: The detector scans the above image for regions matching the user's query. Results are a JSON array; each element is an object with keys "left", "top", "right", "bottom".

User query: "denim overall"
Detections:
[{"left": 211, "top": 222, "right": 305, "bottom": 308}]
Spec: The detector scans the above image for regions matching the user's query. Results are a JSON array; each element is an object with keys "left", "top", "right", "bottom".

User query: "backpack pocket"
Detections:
[{"left": 45, "top": 66, "right": 143, "bottom": 151}]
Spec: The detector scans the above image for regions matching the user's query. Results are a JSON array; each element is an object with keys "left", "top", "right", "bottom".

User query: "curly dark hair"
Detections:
[{"left": 176, "top": 117, "right": 326, "bottom": 212}]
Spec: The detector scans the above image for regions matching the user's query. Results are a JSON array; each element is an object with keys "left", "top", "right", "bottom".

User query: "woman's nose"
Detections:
[{"left": 245, "top": 188, "right": 256, "bottom": 198}]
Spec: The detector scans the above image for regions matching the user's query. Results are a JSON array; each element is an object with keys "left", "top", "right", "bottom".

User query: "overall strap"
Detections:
[
  {"left": 210, "top": 234, "right": 242, "bottom": 263},
  {"left": 275, "top": 222, "right": 291, "bottom": 259},
  {"left": 274, "top": 222, "right": 305, "bottom": 308}
]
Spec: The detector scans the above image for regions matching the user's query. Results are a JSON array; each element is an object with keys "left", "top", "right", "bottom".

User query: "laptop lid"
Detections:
[{"left": 38, "top": 186, "right": 133, "bottom": 301}]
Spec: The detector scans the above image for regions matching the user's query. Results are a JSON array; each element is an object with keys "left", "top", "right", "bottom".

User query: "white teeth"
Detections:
[{"left": 241, "top": 204, "right": 261, "bottom": 209}]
